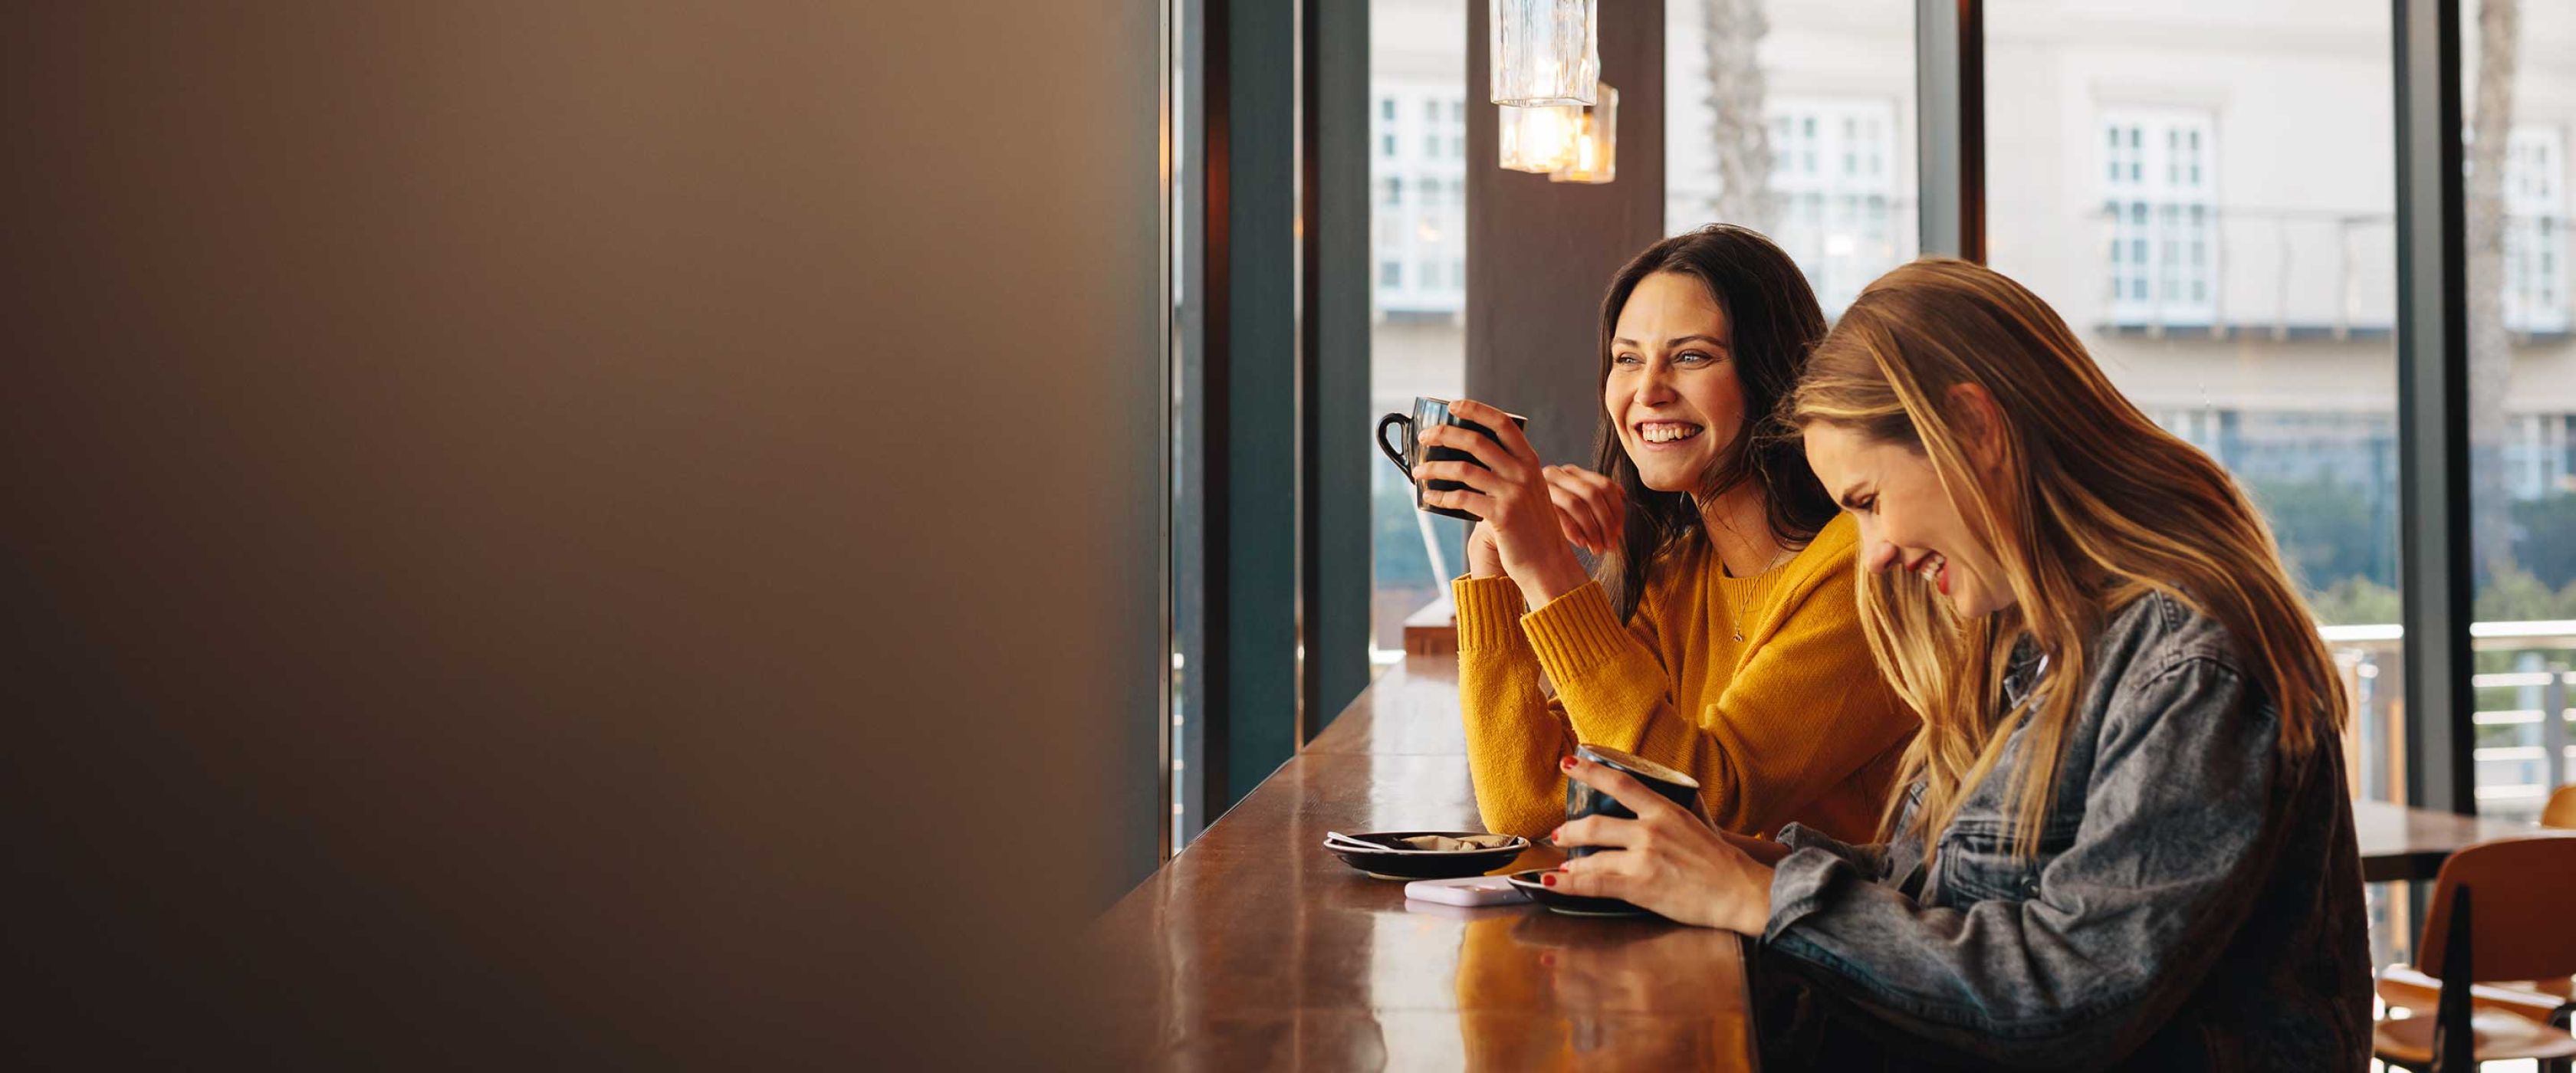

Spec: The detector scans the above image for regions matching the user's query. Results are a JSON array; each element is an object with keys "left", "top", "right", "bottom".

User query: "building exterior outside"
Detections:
[
  {"left": 1371, "top": 0, "right": 2575, "bottom": 819},
  {"left": 1370, "top": 0, "right": 1474, "bottom": 654},
  {"left": 1960, "top": 0, "right": 2574, "bottom": 822}
]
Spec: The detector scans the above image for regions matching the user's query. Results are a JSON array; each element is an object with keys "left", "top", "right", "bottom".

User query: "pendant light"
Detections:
[
  {"left": 1497, "top": 102, "right": 1581, "bottom": 173},
  {"left": 1549, "top": 83, "right": 1616, "bottom": 183},
  {"left": 1489, "top": 0, "right": 1598, "bottom": 107}
]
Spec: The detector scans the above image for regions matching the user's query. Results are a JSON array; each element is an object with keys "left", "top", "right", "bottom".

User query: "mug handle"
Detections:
[{"left": 1375, "top": 413, "right": 1412, "bottom": 479}]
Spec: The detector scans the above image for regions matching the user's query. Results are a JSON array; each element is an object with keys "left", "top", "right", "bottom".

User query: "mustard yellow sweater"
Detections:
[{"left": 1456, "top": 513, "right": 1916, "bottom": 844}]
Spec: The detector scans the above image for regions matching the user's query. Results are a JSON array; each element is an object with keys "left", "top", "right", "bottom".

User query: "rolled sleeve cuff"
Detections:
[
  {"left": 1777, "top": 822, "right": 1845, "bottom": 855},
  {"left": 1519, "top": 580, "right": 1627, "bottom": 686},
  {"left": 1451, "top": 575, "right": 1528, "bottom": 653},
  {"left": 1763, "top": 847, "right": 1850, "bottom": 945}
]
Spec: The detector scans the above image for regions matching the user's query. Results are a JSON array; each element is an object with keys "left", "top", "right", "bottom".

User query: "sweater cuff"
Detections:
[
  {"left": 1451, "top": 575, "right": 1528, "bottom": 653},
  {"left": 1519, "top": 579, "right": 1628, "bottom": 687}
]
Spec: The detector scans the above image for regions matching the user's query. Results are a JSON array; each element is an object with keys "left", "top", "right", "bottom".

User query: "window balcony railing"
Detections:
[
  {"left": 2321, "top": 619, "right": 2576, "bottom": 825},
  {"left": 2082, "top": 206, "right": 2573, "bottom": 342}
]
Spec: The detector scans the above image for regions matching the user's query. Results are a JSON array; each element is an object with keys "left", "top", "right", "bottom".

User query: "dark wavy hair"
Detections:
[{"left": 1591, "top": 225, "right": 1838, "bottom": 621}]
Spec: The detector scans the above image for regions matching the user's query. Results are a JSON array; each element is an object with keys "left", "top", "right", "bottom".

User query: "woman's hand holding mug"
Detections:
[
  {"left": 1546, "top": 754, "right": 1775, "bottom": 934},
  {"left": 1421, "top": 399, "right": 1606, "bottom": 611}
]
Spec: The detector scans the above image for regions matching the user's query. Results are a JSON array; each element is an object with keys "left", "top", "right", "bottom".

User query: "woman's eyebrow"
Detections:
[{"left": 1609, "top": 333, "right": 1728, "bottom": 349}]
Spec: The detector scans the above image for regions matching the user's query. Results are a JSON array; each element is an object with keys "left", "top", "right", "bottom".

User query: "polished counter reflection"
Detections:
[{"left": 1089, "top": 658, "right": 1756, "bottom": 1070}]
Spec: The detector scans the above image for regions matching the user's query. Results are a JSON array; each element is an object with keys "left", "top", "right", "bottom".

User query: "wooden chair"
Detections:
[
  {"left": 2545, "top": 785, "right": 2576, "bottom": 831},
  {"left": 2380, "top": 787, "right": 2576, "bottom": 1046},
  {"left": 2373, "top": 835, "right": 2576, "bottom": 1072}
]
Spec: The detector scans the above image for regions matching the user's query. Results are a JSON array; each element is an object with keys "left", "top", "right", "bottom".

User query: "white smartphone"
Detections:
[{"left": 1404, "top": 874, "right": 1530, "bottom": 907}]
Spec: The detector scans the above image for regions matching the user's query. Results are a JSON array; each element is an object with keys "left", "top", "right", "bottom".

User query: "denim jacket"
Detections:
[{"left": 1759, "top": 591, "right": 2371, "bottom": 1071}]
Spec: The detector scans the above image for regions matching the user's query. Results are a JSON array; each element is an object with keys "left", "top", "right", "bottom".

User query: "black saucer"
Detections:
[
  {"left": 1322, "top": 831, "right": 1528, "bottom": 881},
  {"left": 1503, "top": 869, "right": 1651, "bottom": 917}
]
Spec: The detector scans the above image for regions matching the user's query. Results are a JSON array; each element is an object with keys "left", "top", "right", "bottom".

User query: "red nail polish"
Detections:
[
  {"left": 1541, "top": 873, "right": 1557, "bottom": 887},
  {"left": 1560, "top": 756, "right": 1577, "bottom": 770}
]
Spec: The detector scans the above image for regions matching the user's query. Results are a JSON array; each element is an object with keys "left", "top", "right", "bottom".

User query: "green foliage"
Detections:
[
  {"left": 1372, "top": 469, "right": 1468, "bottom": 589},
  {"left": 2244, "top": 476, "right": 2395, "bottom": 597},
  {"left": 2510, "top": 493, "right": 2576, "bottom": 589},
  {"left": 2305, "top": 576, "right": 2401, "bottom": 627},
  {"left": 2298, "top": 563, "right": 2576, "bottom": 627},
  {"left": 2472, "top": 561, "right": 2576, "bottom": 622},
  {"left": 1373, "top": 472, "right": 1431, "bottom": 586}
]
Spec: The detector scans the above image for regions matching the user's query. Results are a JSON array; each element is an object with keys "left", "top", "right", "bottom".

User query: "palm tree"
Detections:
[
  {"left": 2468, "top": 0, "right": 2520, "bottom": 579},
  {"left": 1700, "top": 0, "right": 1772, "bottom": 230}
]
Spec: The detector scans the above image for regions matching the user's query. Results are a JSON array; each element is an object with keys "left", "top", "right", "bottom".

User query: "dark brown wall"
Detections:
[
  {"left": 0, "top": 2, "right": 1158, "bottom": 1065},
  {"left": 1467, "top": 0, "right": 1668, "bottom": 469}
]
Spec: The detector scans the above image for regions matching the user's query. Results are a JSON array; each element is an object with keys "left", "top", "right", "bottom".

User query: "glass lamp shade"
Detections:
[
  {"left": 1549, "top": 84, "right": 1616, "bottom": 183},
  {"left": 1489, "top": 0, "right": 1598, "bottom": 107},
  {"left": 1498, "top": 103, "right": 1581, "bottom": 173}
]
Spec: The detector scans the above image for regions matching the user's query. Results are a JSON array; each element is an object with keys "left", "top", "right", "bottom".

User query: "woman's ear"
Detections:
[{"left": 1944, "top": 382, "right": 2009, "bottom": 477}]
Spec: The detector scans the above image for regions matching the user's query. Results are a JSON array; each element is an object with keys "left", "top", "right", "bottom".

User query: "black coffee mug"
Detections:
[
  {"left": 1563, "top": 743, "right": 1702, "bottom": 859},
  {"left": 1375, "top": 396, "right": 1530, "bottom": 523}
]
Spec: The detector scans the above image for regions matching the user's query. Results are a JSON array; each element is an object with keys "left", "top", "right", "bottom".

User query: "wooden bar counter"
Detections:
[{"left": 1089, "top": 657, "right": 1758, "bottom": 1070}]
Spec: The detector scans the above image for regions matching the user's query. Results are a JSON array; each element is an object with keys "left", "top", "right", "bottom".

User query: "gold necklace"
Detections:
[
  {"left": 1720, "top": 546, "right": 1793, "bottom": 643},
  {"left": 1701, "top": 494, "right": 1792, "bottom": 643}
]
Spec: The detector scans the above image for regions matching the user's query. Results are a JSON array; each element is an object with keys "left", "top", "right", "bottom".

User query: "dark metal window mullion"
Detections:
[
  {"left": 1915, "top": 0, "right": 1985, "bottom": 263},
  {"left": 1183, "top": 0, "right": 1226, "bottom": 845},
  {"left": 2393, "top": 0, "right": 2474, "bottom": 816}
]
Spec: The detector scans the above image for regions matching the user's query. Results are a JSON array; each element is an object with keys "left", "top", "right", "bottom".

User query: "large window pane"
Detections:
[
  {"left": 1369, "top": 0, "right": 1471, "bottom": 655},
  {"left": 2466, "top": 0, "right": 2576, "bottom": 825},
  {"left": 1666, "top": 0, "right": 1918, "bottom": 316},
  {"left": 1981, "top": 1, "right": 2407, "bottom": 956}
]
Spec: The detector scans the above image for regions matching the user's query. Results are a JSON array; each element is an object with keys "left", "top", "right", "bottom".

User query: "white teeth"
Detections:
[
  {"left": 1640, "top": 423, "right": 1704, "bottom": 444},
  {"left": 1916, "top": 556, "right": 1944, "bottom": 583}
]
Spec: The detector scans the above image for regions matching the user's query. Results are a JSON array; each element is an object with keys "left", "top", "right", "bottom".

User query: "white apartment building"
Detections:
[
  {"left": 1374, "top": 0, "right": 2576, "bottom": 808},
  {"left": 1368, "top": 0, "right": 2574, "bottom": 599},
  {"left": 1666, "top": 0, "right": 2576, "bottom": 524},
  {"left": 1370, "top": 0, "right": 1474, "bottom": 422}
]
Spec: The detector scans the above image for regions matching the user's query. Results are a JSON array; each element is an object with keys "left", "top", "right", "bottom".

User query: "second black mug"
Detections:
[{"left": 1563, "top": 743, "right": 1703, "bottom": 859}]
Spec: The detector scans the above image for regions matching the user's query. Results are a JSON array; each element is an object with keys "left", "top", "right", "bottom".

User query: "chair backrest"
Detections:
[
  {"left": 2545, "top": 784, "right": 2576, "bottom": 830},
  {"left": 2415, "top": 835, "right": 2576, "bottom": 983}
]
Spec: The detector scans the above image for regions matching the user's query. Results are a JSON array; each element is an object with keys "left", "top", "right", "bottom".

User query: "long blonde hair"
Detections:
[{"left": 1790, "top": 259, "right": 2347, "bottom": 859}]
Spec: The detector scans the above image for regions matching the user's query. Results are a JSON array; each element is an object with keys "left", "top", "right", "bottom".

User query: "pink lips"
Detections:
[{"left": 1937, "top": 562, "right": 1951, "bottom": 596}]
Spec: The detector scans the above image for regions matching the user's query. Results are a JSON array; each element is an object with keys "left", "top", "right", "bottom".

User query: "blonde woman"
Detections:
[
  {"left": 1543, "top": 259, "right": 2370, "bottom": 1068},
  {"left": 1418, "top": 226, "right": 1915, "bottom": 843}
]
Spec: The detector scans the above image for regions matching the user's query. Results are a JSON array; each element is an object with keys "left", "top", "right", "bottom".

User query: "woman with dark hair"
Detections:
[{"left": 1417, "top": 225, "right": 1916, "bottom": 842}]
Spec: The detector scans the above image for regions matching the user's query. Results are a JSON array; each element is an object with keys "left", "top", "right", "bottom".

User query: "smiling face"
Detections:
[
  {"left": 1605, "top": 271, "right": 1748, "bottom": 493},
  {"left": 1802, "top": 422, "right": 2016, "bottom": 618}
]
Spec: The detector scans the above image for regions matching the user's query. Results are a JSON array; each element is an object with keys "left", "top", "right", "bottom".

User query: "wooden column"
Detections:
[{"left": 1465, "top": 0, "right": 1668, "bottom": 470}]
